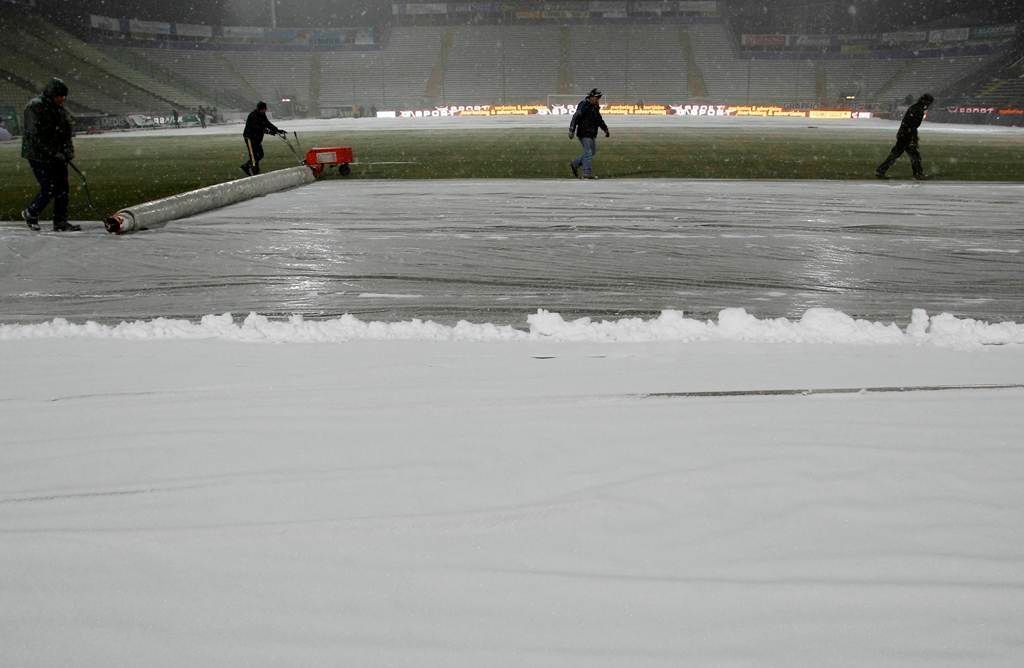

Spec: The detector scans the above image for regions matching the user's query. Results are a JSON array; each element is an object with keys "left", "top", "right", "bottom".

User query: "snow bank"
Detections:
[{"left": 2, "top": 307, "right": 1022, "bottom": 347}]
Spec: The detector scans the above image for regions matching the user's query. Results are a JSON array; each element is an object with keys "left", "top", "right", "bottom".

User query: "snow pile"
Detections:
[
  {"left": 528, "top": 307, "right": 909, "bottom": 344},
  {"left": 3, "top": 308, "right": 1023, "bottom": 347}
]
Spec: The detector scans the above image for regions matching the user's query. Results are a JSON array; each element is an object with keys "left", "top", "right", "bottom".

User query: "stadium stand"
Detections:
[
  {"left": 972, "top": 59, "right": 1024, "bottom": 105},
  {"left": 940, "top": 35, "right": 1024, "bottom": 106},
  {"left": 319, "top": 50, "right": 386, "bottom": 111},
  {"left": 0, "top": 75, "right": 35, "bottom": 113},
  {"left": 622, "top": 25, "right": 689, "bottom": 103},
  {"left": 873, "top": 56, "right": 990, "bottom": 105},
  {"left": 379, "top": 26, "right": 446, "bottom": 108},
  {"left": 97, "top": 45, "right": 247, "bottom": 111},
  {"left": 220, "top": 51, "right": 314, "bottom": 113},
  {"left": 124, "top": 48, "right": 255, "bottom": 112},
  {"left": 441, "top": 25, "right": 505, "bottom": 104},
  {"left": 1, "top": 5, "right": 215, "bottom": 118},
  {"left": 503, "top": 25, "right": 563, "bottom": 103},
  {"left": 820, "top": 59, "right": 904, "bottom": 104},
  {"left": 569, "top": 24, "right": 689, "bottom": 104},
  {"left": 1, "top": 2, "right": 1018, "bottom": 127},
  {"left": 688, "top": 23, "right": 818, "bottom": 104}
]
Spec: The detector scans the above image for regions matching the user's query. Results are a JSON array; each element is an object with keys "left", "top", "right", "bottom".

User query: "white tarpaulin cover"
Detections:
[{"left": 105, "top": 166, "right": 316, "bottom": 234}]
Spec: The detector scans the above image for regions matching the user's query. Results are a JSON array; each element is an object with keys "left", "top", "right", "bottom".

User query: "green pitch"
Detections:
[{"left": 2, "top": 126, "right": 1023, "bottom": 221}]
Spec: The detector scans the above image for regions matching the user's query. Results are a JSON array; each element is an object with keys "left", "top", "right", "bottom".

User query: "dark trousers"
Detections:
[
  {"left": 242, "top": 138, "right": 265, "bottom": 174},
  {"left": 27, "top": 159, "right": 69, "bottom": 222},
  {"left": 877, "top": 131, "right": 922, "bottom": 177}
]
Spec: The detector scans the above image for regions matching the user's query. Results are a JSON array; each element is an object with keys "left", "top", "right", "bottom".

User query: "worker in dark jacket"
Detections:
[
  {"left": 568, "top": 88, "right": 610, "bottom": 179},
  {"left": 876, "top": 93, "right": 933, "bottom": 180},
  {"left": 241, "top": 101, "right": 285, "bottom": 176},
  {"left": 21, "top": 78, "right": 79, "bottom": 231}
]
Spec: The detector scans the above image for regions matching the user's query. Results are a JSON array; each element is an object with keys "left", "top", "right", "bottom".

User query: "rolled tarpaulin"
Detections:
[{"left": 104, "top": 166, "right": 316, "bottom": 234}]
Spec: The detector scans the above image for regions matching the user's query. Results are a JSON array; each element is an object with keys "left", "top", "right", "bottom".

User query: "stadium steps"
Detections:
[
  {"left": 0, "top": 8, "right": 126, "bottom": 113},
  {"left": 7, "top": 26, "right": 174, "bottom": 114},
  {"left": 679, "top": 30, "right": 707, "bottom": 99},
  {"left": 0, "top": 8, "right": 207, "bottom": 115},
  {"left": 214, "top": 53, "right": 263, "bottom": 103},
  {"left": 1, "top": 68, "right": 107, "bottom": 116},
  {"left": 980, "top": 79, "right": 1007, "bottom": 96},
  {"left": 875, "top": 56, "right": 991, "bottom": 105},
  {"left": 1, "top": 70, "right": 35, "bottom": 105},
  {"left": 938, "top": 41, "right": 1024, "bottom": 106},
  {"left": 623, "top": 25, "right": 688, "bottom": 103},
  {"left": 444, "top": 26, "right": 503, "bottom": 104},
  {"left": 95, "top": 46, "right": 246, "bottom": 112},
  {"left": 309, "top": 52, "right": 321, "bottom": 117},
  {"left": 1, "top": 45, "right": 131, "bottom": 115},
  {"left": 0, "top": 70, "right": 59, "bottom": 114},
  {"left": 821, "top": 59, "right": 903, "bottom": 104},
  {"left": 569, "top": 25, "right": 628, "bottom": 100},
  {"left": 130, "top": 48, "right": 256, "bottom": 112},
  {"left": 502, "top": 25, "right": 559, "bottom": 104},
  {"left": 318, "top": 51, "right": 385, "bottom": 111},
  {"left": 688, "top": 23, "right": 750, "bottom": 103},
  {"left": 558, "top": 27, "right": 572, "bottom": 95},
  {"left": 872, "top": 60, "right": 917, "bottom": 104},
  {"left": 382, "top": 26, "right": 442, "bottom": 108},
  {"left": 425, "top": 30, "right": 453, "bottom": 104},
  {"left": 815, "top": 62, "right": 826, "bottom": 105},
  {"left": 18, "top": 14, "right": 207, "bottom": 111},
  {"left": 221, "top": 51, "right": 313, "bottom": 114}
]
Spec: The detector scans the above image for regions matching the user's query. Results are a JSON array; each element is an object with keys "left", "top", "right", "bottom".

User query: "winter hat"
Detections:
[
  {"left": 919, "top": 93, "right": 934, "bottom": 105},
  {"left": 256, "top": 101, "right": 268, "bottom": 110},
  {"left": 43, "top": 78, "right": 69, "bottom": 98},
  {"left": 588, "top": 88, "right": 603, "bottom": 98}
]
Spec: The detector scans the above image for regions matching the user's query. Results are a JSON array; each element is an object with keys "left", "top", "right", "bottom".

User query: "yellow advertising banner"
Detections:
[{"left": 809, "top": 110, "right": 853, "bottom": 119}]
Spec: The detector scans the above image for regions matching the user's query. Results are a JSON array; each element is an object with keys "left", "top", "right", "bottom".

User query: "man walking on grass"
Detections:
[
  {"left": 876, "top": 93, "right": 933, "bottom": 180},
  {"left": 569, "top": 88, "right": 610, "bottom": 180},
  {"left": 21, "top": 78, "right": 80, "bottom": 232},
  {"left": 241, "top": 101, "right": 286, "bottom": 176}
]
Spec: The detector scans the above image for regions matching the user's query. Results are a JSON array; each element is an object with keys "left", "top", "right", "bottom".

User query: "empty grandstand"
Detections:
[{"left": 1, "top": 0, "right": 1020, "bottom": 130}]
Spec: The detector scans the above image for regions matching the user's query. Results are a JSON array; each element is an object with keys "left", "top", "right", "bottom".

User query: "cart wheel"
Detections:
[{"left": 338, "top": 163, "right": 351, "bottom": 177}]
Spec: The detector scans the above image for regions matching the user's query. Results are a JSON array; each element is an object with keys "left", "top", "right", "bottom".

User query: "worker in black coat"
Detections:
[
  {"left": 569, "top": 88, "right": 610, "bottom": 179},
  {"left": 21, "top": 78, "right": 79, "bottom": 231},
  {"left": 241, "top": 101, "right": 286, "bottom": 176},
  {"left": 876, "top": 93, "right": 933, "bottom": 180}
]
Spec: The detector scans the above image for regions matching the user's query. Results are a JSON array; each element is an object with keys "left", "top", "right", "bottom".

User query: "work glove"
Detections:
[
  {"left": 604, "top": 131, "right": 610, "bottom": 138},
  {"left": 568, "top": 131, "right": 574, "bottom": 139}
]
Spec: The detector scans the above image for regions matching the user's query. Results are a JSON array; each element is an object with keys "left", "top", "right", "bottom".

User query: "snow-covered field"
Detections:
[
  {"left": 3, "top": 122, "right": 1024, "bottom": 665},
  {"left": 85, "top": 113, "right": 1024, "bottom": 139},
  {"left": 3, "top": 333, "right": 1024, "bottom": 666}
]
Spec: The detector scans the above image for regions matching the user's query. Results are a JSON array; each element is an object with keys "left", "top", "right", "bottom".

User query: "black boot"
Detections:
[{"left": 53, "top": 221, "right": 81, "bottom": 232}]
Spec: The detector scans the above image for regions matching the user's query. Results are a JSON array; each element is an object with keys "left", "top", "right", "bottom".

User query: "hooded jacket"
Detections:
[{"left": 21, "top": 79, "right": 73, "bottom": 163}]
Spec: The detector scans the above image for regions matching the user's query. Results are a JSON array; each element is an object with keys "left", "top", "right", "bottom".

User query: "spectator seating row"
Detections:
[{"left": 3, "top": 6, "right": 1014, "bottom": 120}]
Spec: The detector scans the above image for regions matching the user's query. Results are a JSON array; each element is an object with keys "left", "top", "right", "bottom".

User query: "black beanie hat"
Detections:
[
  {"left": 256, "top": 101, "right": 268, "bottom": 110},
  {"left": 44, "top": 78, "right": 69, "bottom": 98}
]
